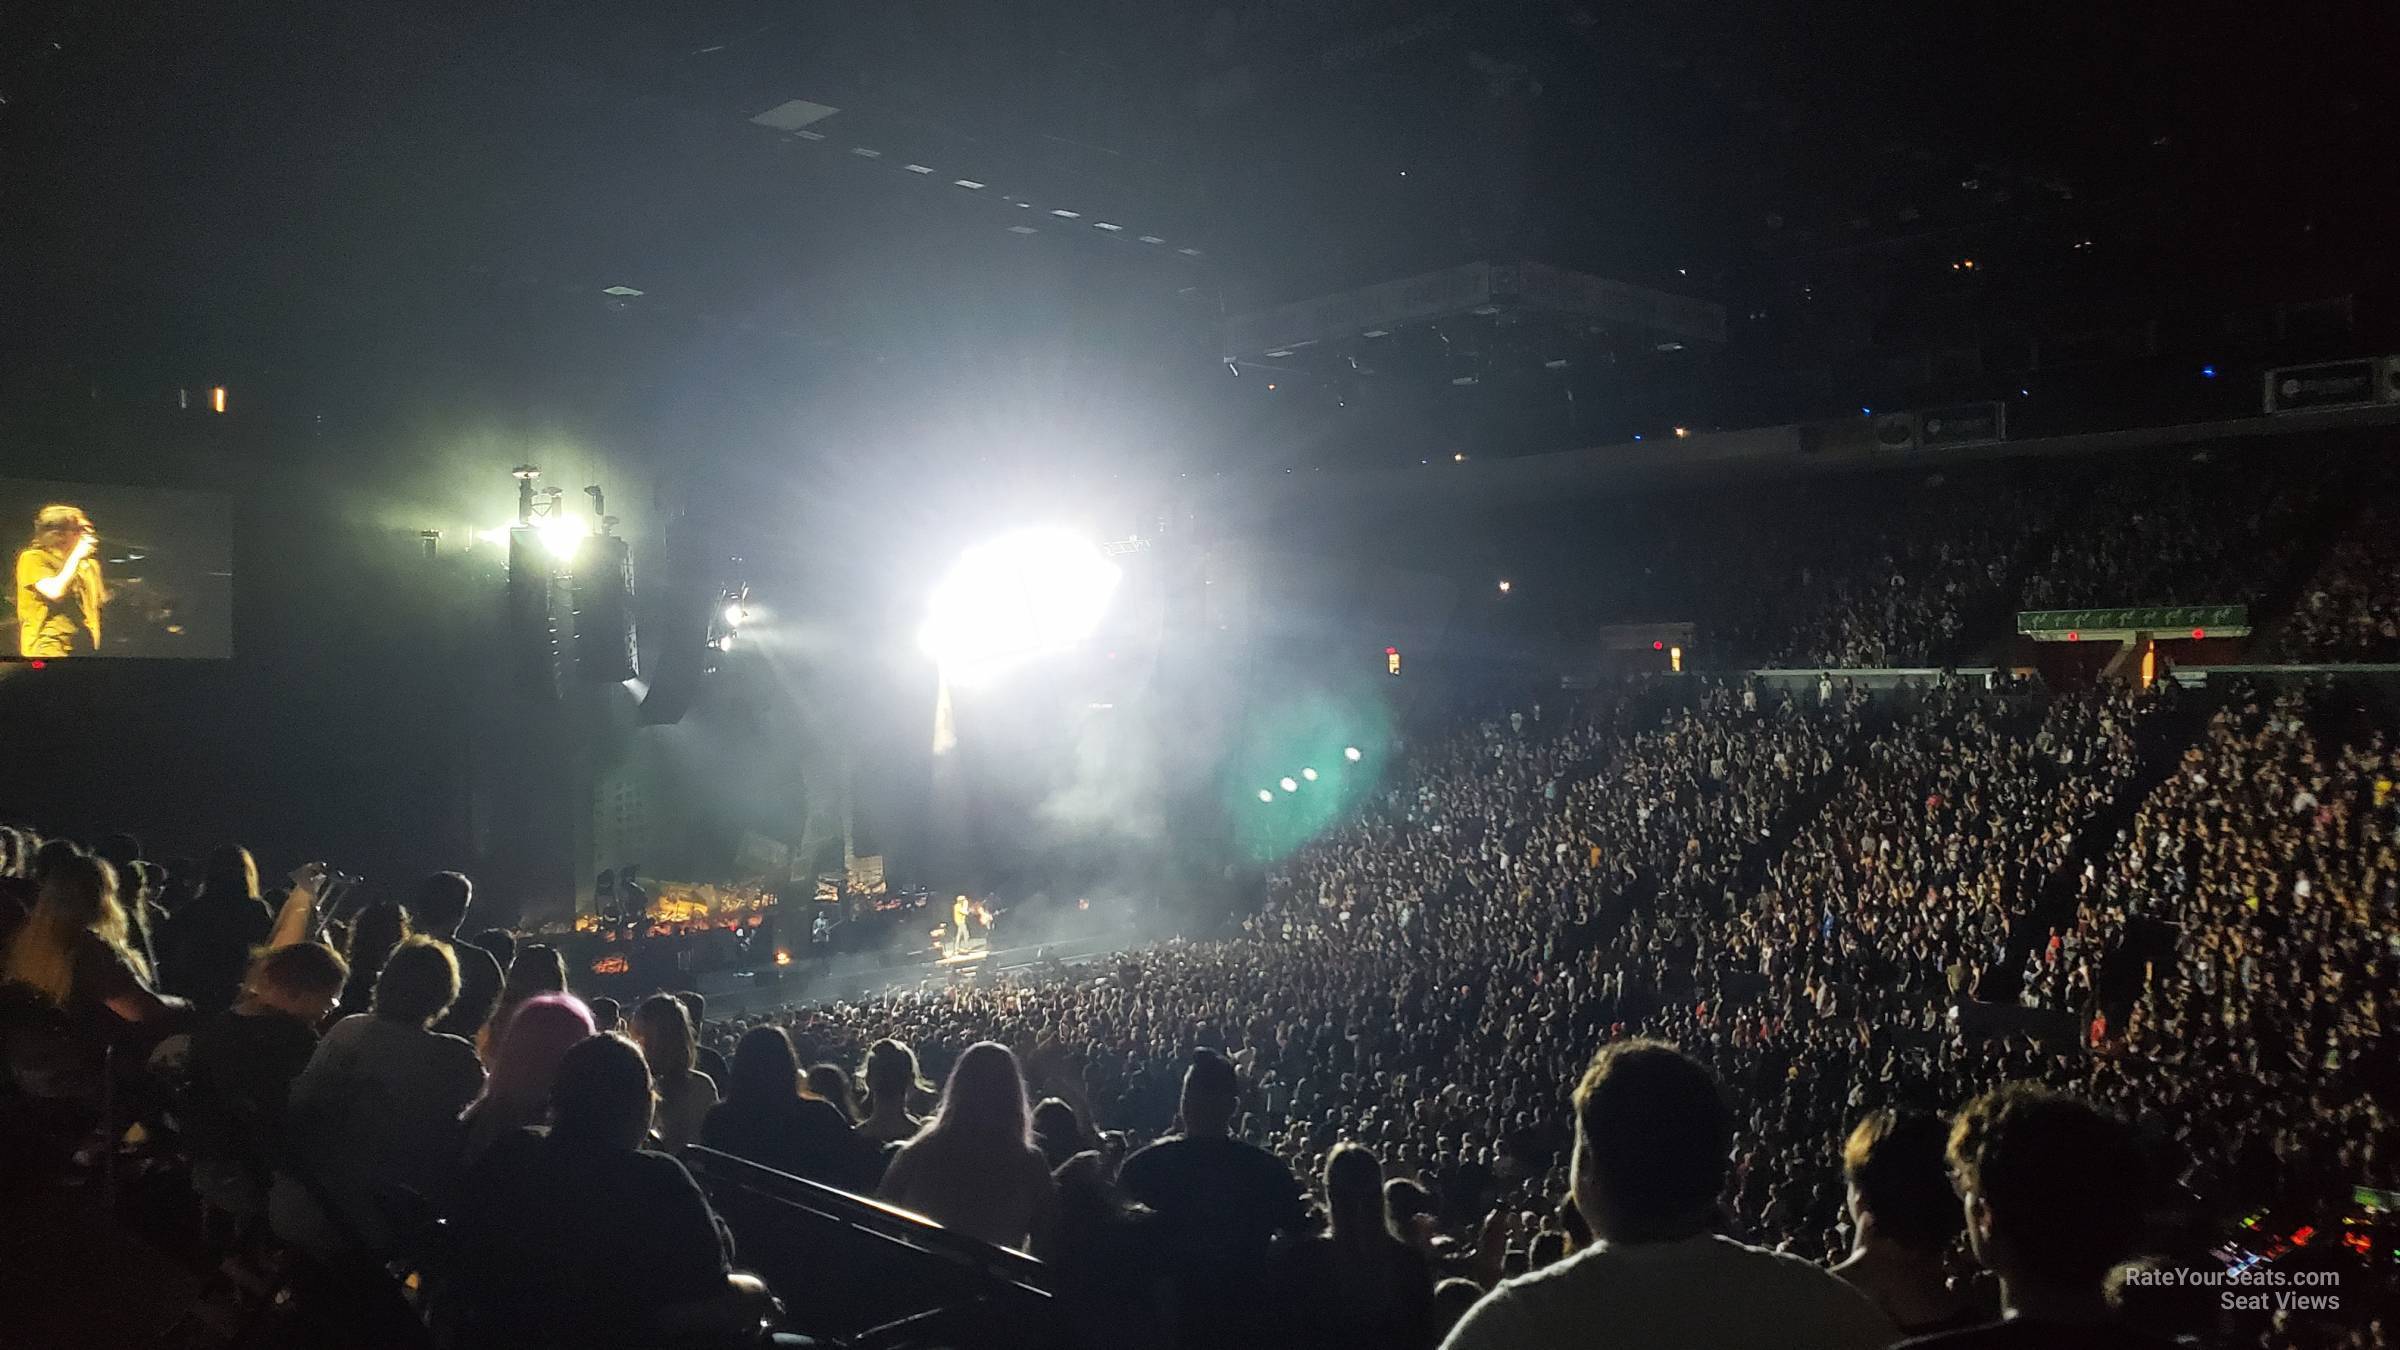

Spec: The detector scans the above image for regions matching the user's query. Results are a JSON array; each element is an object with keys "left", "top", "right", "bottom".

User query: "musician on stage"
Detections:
[{"left": 16, "top": 504, "right": 105, "bottom": 657}]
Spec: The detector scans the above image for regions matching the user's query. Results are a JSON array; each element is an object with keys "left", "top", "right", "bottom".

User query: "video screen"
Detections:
[{"left": 2, "top": 477, "right": 233, "bottom": 660}]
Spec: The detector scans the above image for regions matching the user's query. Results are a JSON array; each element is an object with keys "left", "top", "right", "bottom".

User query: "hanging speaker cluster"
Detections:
[
  {"left": 571, "top": 535, "right": 639, "bottom": 684},
  {"left": 506, "top": 525, "right": 569, "bottom": 699}
]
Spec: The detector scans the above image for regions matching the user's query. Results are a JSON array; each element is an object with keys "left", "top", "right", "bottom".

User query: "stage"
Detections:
[{"left": 694, "top": 926, "right": 1141, "bottom": 1016}]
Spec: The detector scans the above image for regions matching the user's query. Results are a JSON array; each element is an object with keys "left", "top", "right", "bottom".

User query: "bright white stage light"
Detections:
[
  {"left": 1258, "top": 789, "right": 1275, "bottom": 803},
  {"left": 723, "top": 603, "right": 747, "bottom": 628},
  {"left": 1279, "top": 777, "right": 1298, "bottom": 792},
  {"left": 535, "top": 514, "right": 587, "bottom": 561},
  {"left": 1343, "top": 746, "right": 1363, "bottom": 761},
  {"left": 1301, "top": 767, "right": 1318, "bottom": 781},
  {"left": 919, "top": 527, "right": 1122, "bottom": 684}
]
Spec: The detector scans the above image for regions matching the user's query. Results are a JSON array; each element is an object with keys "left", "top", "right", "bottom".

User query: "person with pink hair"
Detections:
[{"left": 460, "top": 992, "right": 596, "bottom": 1165}]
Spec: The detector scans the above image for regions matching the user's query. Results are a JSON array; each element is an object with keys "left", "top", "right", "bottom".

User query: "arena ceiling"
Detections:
[{"left": 7, "top": 1, "right": 2396, "bottom": 415}]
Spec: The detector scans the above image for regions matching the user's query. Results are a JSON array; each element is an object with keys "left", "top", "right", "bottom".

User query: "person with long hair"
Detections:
[
  {"left": 857, "top": 1037, "right": 930, "bottom": 1145},
  {"left": 1271, "top": 1143, "right": 1436, "bottom": 1349},
  {"left": 481, "top": 942, "right": 567, "bottom": 1062},
  {"left": 630, "top": 992, "right": 717, "bottom": 1153},
  {"left": 876, "top": 1040, "right": 1055, "bottom": 1251},
  {"left": 701, "top": 1026, "right": 875, "bottom": 1190},
  {"left": 335, "top": 900, "right": 410, "bottom": 1021},
  {"left": 156, "top": 844, "right": 274, "bottom": 1016},
  {"left": 460, "top": 993, "right": 595, "bottom": 1166},
  {"left": 1, "top": 853, "right": 184, "bottom": 1041}
]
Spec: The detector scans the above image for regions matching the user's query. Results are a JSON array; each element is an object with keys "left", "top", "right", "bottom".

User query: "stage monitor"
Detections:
[{"left": 2, "top": 477, "right": 233, "bottom": 660}]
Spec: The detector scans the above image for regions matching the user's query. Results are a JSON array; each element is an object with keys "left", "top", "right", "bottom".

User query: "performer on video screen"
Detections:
[{"left": 15, "top": 504, "right": 105, "bottom": 658}]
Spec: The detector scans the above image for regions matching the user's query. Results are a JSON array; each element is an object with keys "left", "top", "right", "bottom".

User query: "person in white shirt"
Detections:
[{"left": 1440, "top": 1040, "right": 1894, "bottom": 1350}]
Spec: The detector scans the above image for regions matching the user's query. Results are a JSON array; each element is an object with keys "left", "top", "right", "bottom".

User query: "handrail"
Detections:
[{"left": 681, "top": 1146, "right": 1055, "bottom": 1302}]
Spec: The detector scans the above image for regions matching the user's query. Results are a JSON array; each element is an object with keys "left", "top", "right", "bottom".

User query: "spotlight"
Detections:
[
  {"left": 714, "top": 633, "right": 736, "bottom": 652},
  {"left": 1497, "top": 579, "right": 1513, "bottom": 594},
  {"left": 1279, "top": 777, "right": 1298, "bottom": 793},
  {"left": 1343, "top": 746, "right": 1363, "bottom": 762},
  {"left": 920, "top": 527, "right": 1122, "bottom": 685},
  {"left": 1301, "top": 767, "right": 1318, "bottom": 781},
  {"left": 535, "top": 514, "right": 587, "bottom": 561},
  {"left": 1258, "top": 789, "right": 1275, "bottom": 803},
  {"left": 723, "top": 603, "right": 748, "bottom": 628}
]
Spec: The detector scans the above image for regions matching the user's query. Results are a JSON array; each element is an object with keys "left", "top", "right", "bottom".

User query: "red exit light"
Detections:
[{"left": 1652, "top": 640, "right": 1665, "bottom": 651}]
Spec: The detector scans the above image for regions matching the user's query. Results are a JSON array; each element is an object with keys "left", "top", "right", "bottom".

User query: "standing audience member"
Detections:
[
  {"left": 1032, "top": 1097, "right": 1093, "bottom": 1171},
  {"left": 1119, "top": 1051, "right": 1312, "bottom": 1350},
  {"left": 1899, "top": 1087, "right": 2169, "bottom": 1349},
  {"left": 857, "top": 1038, "right": 929, "bottom": 1146},
  {"left": 701, "top": 1025, "right": 874, "bottom": 1190},
  {"left": 449, "top": 1033, "right": 770, "bottom": 1350},
  {"left": 95, "top": 833, "right": 157, "bottom": 972},
  {"left": 878, "top": 1040, "right": 1056, "bottom": 1251},
  {"left": 1272, "top": 1142, "right": 1436, "bottom": 1349},
  {"left": 805, "top": 1062, "right": 862, "bottom": 1124},
  {"left": 184, "top": 942, "right": 349, "bottom": 1219},
  {"left": 1831, "top": 1110, "right": 1987, "bottom": 1335},
  {"left": 469, "top": 928, "right": 516, "bottom": 975},
  {"left": 483, "top": 943, "right": 567, "bottom": 1061},
  {"left": 632, "top": 992, "right": 718, "bottom": 1154},
  {"left": 411, "top": 872, "right": 503, "bottom": 1045},
  {"left": 0, "top": 826, "right": 35, "bottom": 932},
  {"left": 674, "top": 990, "right": 732, "bottom": 1085},
  {"left": 459, "top": 993, "right": 595, "bottom": 1166},
  {"left": 270, "top": 937, "right": 484, "bottom": 1262},
  {"left": 156, "top": 845, "right": 274, "bottom": 1016},
  {"left": 336, "top": 901, "right": 409, "bottom": 1022},
  {"left": 3, "top": 854, "right": 185, "bottom": 1030},
  {"left": 2, "top": 854, "right": 188, "bottom": 1100},
  {"left": 1439, "top": 1041, "right": 1893, "bottom": 1350},
  {"left": 1050, "top": 1149, "right": 1169, "bottom": 1347}
]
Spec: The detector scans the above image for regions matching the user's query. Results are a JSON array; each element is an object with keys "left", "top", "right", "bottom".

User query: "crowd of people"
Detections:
[
  {"left": 1534, "top": 443, "right": 2390, "bottom": 671},
  {"left": 2274, "top": 499, "right": 2400, "bottom": 662},
  {"left": 4, "top": 657, "right": 2397, "bottom": 1348}
]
